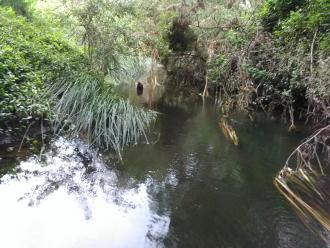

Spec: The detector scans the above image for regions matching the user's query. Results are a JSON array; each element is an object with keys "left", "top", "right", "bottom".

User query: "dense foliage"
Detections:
[
  {"left": 0, "top": 0, "right": 329, "bottom": 150},
  {"left": 0, "top": 7, "right": 87, "bottom": 122},
  {"left": 0, "top": 5, "right": 156, "bottom": 153},
  {"left": 144, "top": 0, "right": 330, "bottom": 127},
  {"left": 0, "top": 0, "right": 34, "bottom": 17}
]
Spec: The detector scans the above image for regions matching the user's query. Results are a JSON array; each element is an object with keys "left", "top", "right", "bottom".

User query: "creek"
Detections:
[{"left": 0, "top": 80, "right": 328, "bottom": 248}]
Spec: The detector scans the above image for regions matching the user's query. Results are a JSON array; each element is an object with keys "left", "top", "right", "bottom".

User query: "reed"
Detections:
[{"left": 275, "top": 125, "right": 330, "bottom": 239}]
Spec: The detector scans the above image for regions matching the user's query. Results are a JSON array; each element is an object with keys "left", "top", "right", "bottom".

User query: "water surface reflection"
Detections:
[
  {"left": 0, "top": 104, "right": 329, "bottom": 248},
  {"left": 0, "top": 138, "right": 169, "bottom": 248}
]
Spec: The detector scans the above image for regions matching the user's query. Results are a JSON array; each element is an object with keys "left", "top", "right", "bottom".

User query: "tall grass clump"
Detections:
[{"left": 49, "top": 72, "right": 157, "bottom": 159}]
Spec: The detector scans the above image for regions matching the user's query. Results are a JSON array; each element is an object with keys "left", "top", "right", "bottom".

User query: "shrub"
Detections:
[{"left": 0, "top": 7, "right": 88, "bottom": 122}]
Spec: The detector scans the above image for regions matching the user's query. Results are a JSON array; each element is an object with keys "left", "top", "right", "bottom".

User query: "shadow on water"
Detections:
[{"left": 0, "top": 80, "right": 329, "bottom": 247}]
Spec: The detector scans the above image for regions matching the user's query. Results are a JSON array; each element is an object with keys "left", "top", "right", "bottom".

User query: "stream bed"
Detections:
[{"left": 0, "top": 84, "right": 329, "bottom": 248}]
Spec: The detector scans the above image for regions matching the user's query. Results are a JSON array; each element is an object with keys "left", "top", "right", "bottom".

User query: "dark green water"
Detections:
[
  {"left": 119, "top": 99, "right": 328, "bottom": 248},
  {"left": 0, "top": 86, "right": 328, "bottom": 247}
]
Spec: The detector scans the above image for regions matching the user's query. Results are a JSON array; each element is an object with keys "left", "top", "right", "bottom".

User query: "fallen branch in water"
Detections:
[{"left": 219, "top": 118, "right": 239, "bottom": 146}]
